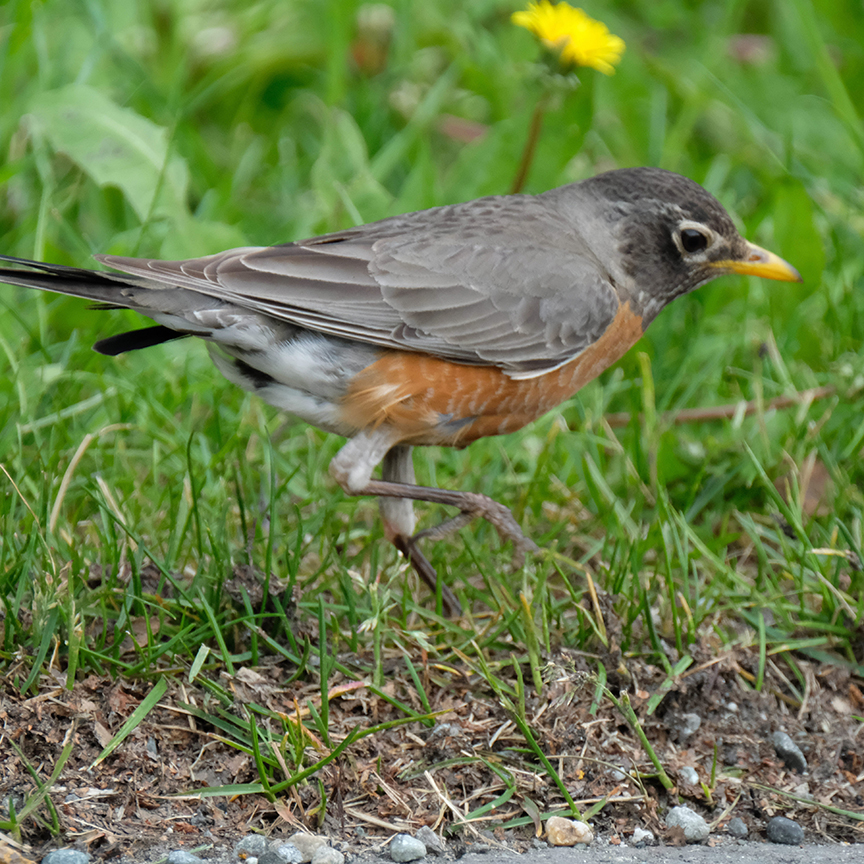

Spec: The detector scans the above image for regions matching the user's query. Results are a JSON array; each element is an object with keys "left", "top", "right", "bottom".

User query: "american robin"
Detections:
[{"left": 1, "top": 167, "right": 800, "bottom": 615}]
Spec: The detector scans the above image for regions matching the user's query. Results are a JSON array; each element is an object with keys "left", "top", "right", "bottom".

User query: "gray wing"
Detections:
[{"left": 98, "top": 194, "right": 621, "bottom": 377}]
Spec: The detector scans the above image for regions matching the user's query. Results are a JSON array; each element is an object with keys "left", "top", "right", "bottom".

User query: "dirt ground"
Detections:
[{"left": 2, "top": 637, "right": 863, "bottom": 862}]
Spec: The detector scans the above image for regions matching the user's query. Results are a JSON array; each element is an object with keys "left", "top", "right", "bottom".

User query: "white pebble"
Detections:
[
  {"left": 311, "top": 848, "right": 344, "bottom": 864},
  {"left": 546, "top": 816, "right": 594, "bottom": 846},
  {"left": 389, "top": 834, "right": 426, "bottom": 862},
  {"left": 284, "top": 834, "right": 328, "bottom": 863},
  {"left": 631, "top": 827, "right": 655, "bottom": 846},
  {"left": 666, "top": 805, "right": 709, "bottom": 842},
  {"left": 274, "top": 845, "right": 303, "bottom": 864},
  {"left": 678, "top": 766, "right": 699, "bottom": 785}
]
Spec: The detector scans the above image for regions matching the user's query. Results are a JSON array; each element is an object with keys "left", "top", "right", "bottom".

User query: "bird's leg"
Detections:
[
  {"left": 379, "top": 446, "right": 462, "bottom": 617},
  {"left": 363, "top": 479, "right": 540, "bottom": 564},
  {"left": 330, "top": 433, "right": 462, "bottom": 614},
  {"left": 330, "top": 432, "right": 538, "bottom": 617}
]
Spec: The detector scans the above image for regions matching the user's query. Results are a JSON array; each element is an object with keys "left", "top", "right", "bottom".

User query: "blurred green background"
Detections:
[
  {"left": 0, "top": 0, "right": 863, "bottom": 668},
  {"left": 3, "top": 0, "right": 861, "bottom": 384}
]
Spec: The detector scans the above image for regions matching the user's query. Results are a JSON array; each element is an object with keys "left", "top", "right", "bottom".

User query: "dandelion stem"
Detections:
[{"left": 511, "top": 92, "right": 550, "bottom": 194}]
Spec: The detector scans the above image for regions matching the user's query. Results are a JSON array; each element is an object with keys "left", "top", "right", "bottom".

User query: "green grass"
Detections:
[{"left": 1, "top": 0, "right": 864, "bottom": 837}]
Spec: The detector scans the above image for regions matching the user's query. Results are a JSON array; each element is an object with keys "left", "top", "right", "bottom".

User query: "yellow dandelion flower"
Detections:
[{"left": 512, "top": 1, "right": 625, "bottom": 75}]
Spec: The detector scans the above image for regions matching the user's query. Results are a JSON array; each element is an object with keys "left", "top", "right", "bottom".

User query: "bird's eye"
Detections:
[{"left": 680, "top": 227, "right": 709, "bottom": 253}]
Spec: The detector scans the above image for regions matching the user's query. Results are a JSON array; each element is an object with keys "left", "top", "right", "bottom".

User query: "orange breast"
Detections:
[{"left": 338, "top": 301, "right": 644, "bottom": 446}]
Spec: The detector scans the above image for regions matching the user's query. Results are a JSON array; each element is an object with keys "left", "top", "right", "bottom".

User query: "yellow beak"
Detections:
[{"left": 709, "top": 242, "right": 802, "bottom": 283}]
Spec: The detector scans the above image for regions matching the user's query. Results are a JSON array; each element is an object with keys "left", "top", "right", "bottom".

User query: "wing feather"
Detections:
[{"left": 97, "top": 191, "right": 623, "bottom": 374}]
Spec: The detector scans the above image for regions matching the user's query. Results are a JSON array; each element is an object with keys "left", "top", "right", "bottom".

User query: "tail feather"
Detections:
[
  {"left": 93, "top": 325, "right": 188, "bottom": 356},
  {"left": 0, "top": 255, "right": 218, "bottom": 356},
  {"left": 0, "top": 254, "right": 138, "bottom": 306},
  {"left": 0, "top": 254, "right": 203, "bottom": 355}
]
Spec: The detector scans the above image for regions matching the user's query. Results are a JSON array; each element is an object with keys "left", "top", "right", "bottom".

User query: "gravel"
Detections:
[
  {"left": 310, "top": 848, "right": 344, "bottom": 864},
  {"left": 166, "top": 853, "right": 203, "bottom": 864},
  {"left": 766, "top": 815, "right": 805, "bottom": 845},
  {"left": 235, "top": 836, "right": 270, "bottom": 859},
  {"left": 678, "top": 766, "right": 699, "bottom": 785},
  {"left": 389, "top": 834, "right": 427, "bottom": 862},
  {"left": 727, "top": 817, "right": 749, "bottom": 838},
  {"left": 274, "top": 846, "right": 303, "bottom": 864},
  {"left": 666, "top": 805, "right": 710, "bottom": 842},
  {"left": 42, "top": 852, "right": 90, "bottom": 864},
  {"left": 772, "top": 731, "right": 808, "bottom": 773},
  {"left": 631, "top": 827, "right": 656, "bottom": 846},
  {"left": 414, "top": 827, "right": 445, "bottom": 856}
]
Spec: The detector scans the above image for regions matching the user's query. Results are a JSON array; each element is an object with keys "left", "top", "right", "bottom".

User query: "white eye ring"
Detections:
[{"left": 675, "top": 220, "right": 715, "bottom": 256}]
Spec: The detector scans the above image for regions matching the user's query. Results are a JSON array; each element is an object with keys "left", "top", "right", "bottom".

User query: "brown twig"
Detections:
[{"left": 602, "top": 385, "right": 836, "bottom": 429}]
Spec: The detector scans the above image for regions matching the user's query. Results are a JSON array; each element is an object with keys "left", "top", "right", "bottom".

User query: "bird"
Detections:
[{"left": 0, "top": 166, "right": 800, "bottom": 616}]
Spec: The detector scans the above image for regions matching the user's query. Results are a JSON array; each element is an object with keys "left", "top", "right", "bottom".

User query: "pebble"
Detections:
[
  {"left": 166, "top": 854, "right": 203, "bottom": 864},
  {"left": 311, "top": 848, "right": 344, "bottom": 864},
  {"left": 285, "top": 835, "right": 329, "bottom": 863},
  {"left": 257, "top": 853, "right": 285, "bottom": 864},
  {"left": 274, "top": 846, "right": 303, "bottom": 864},
  {"left": 678, "top": 766, "right": 699, "bottom": 786},
  {"left": 236, "top": 836, "right": 270, "bottom": 859},
  {"left": 726, "top": 817, "right": 748, "bottom": 838},
  {"left": 428, "top": 723, "right": 459, "bottom": 740},
  {"left": 414, "top": 827, "right": 445, "bottom": 856},
  {"left": 666, "top": 805, "right": 710, "bottom": 842},
  {"left": 631, "top": 827, "right": 655, "bottom": 847},
  {"left": 545, "top": 816, "right": 594, "bottom": 846},
  {"left": 766, "top": 815, "right": 805, "bottom": 845},
  {"left": 389, "top": 834, "right": 427, "bottom": 862},
  {"left": 677, "top": 713, "right": 702, "bottom": 739},
  {"left": 772, "top": 731, "right": 808, "bottom": 773},
  {"left": 792, "top": 782, "right": 812, "bottom": 798},
  {"left": 42, "top": 853, "right": 90, "bottom": 864}
]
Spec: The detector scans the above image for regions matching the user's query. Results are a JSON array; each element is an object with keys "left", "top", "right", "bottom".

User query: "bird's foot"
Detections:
[
  {"left": 390, "top": 533, "right": 463, "bottom": 617},
  {"left": 363, "top": 479, "right": 540, "bottom": 616},
  {"left": 411, "top": 490, "right": 540, "bottom": 566}
]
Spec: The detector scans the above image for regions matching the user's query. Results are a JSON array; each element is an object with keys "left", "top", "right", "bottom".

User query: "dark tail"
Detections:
[
  {"left": 0, "top": 253, "right": 137, "bottom": 303},
  {"left": 0, "top": 254, "right": 188, "bottom": 355}
]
